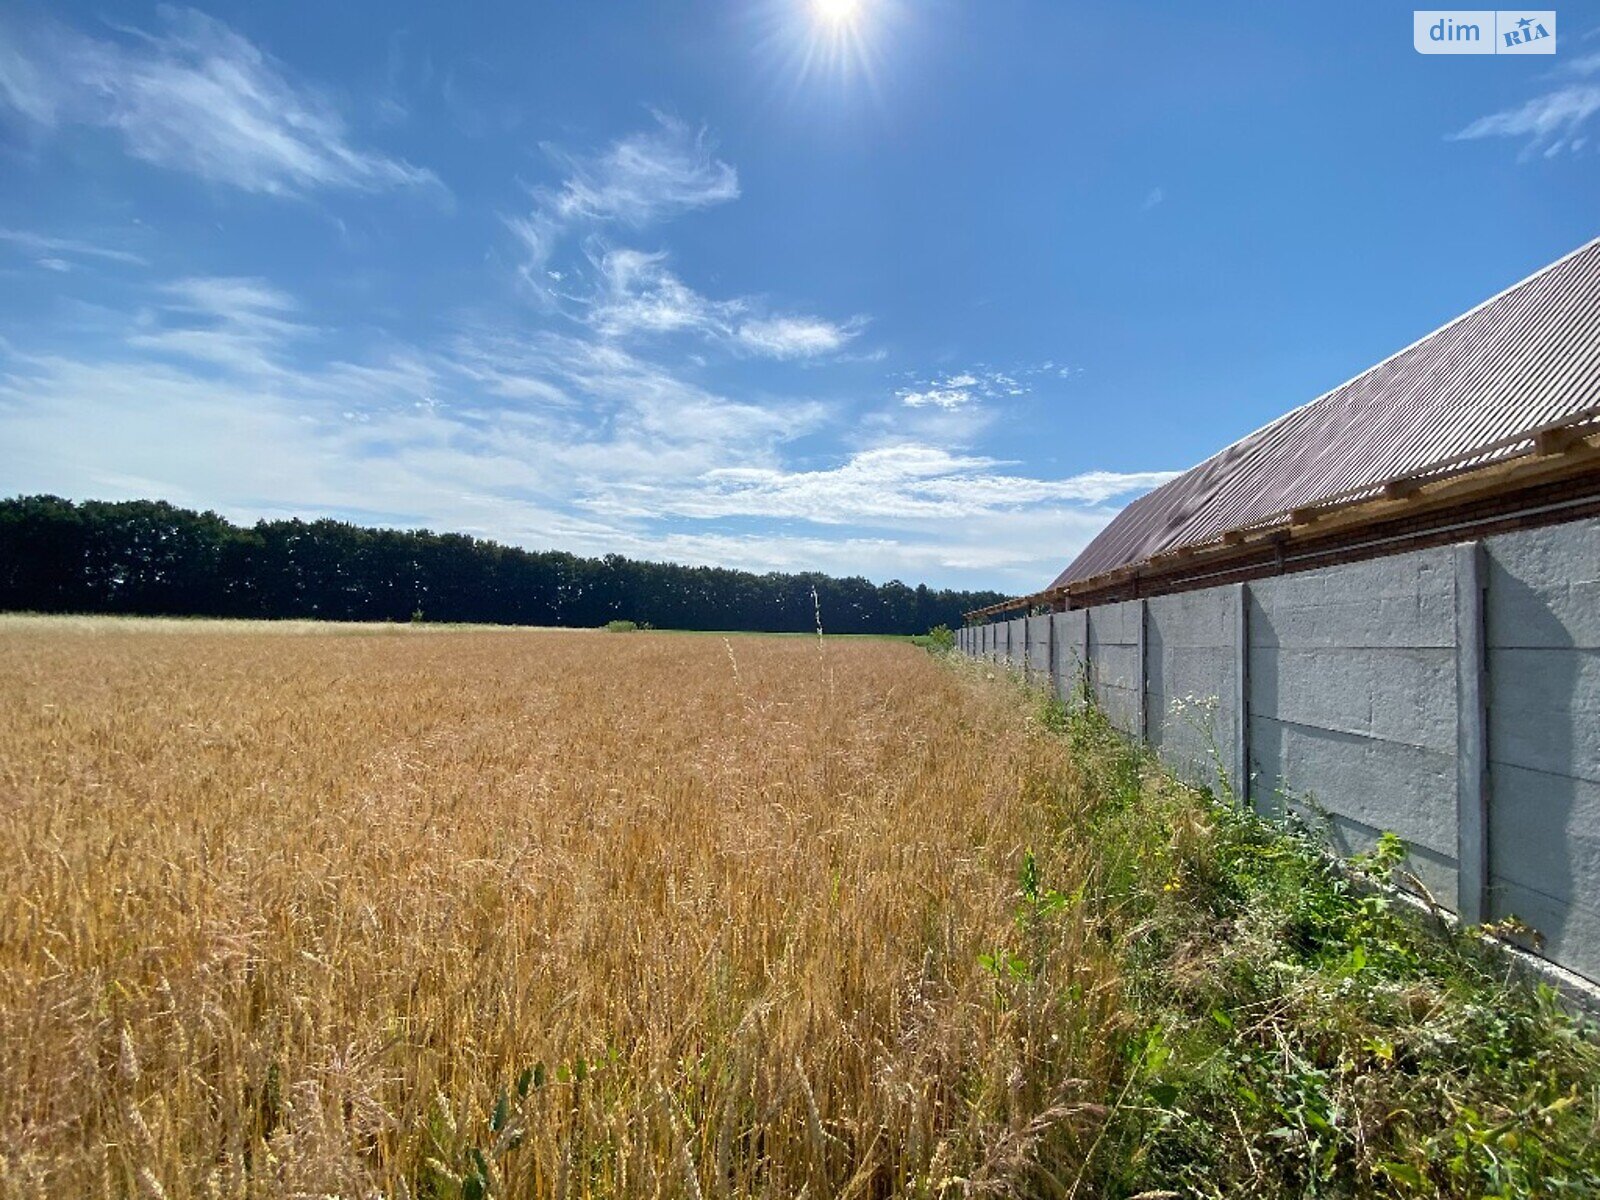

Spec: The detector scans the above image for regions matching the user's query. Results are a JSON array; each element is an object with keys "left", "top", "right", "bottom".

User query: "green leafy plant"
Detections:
[
  {"left": 1040, "top": 696, "right": 1600, "bottom": 1198},
  {"left": 421, "top": 1064, "right": 552, "bottom": 1198}
]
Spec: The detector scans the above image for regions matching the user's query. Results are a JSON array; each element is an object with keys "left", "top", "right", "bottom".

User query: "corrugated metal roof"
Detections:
[{"left": 1053, "top": 237, "right": 1600, "bottom": 591}]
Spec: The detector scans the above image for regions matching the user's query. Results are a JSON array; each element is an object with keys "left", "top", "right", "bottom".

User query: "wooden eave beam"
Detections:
[{"left": 1063, "top": 433, "right": 1600, "bottom": 603}]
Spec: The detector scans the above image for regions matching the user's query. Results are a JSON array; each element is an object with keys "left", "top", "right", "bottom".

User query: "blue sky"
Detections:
[{"left": 0, "top": 2, "right": 1595, "bottom": 592}]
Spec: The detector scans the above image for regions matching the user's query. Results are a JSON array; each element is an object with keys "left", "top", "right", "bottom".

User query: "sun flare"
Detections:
[
  {"left": 725, "top": 0, "right": 905, "bottom": 113},
  {"left": 763, "top": 0, "right": 892, "bottom": 91},
  {"left": 813, "top": 0, "right": 862, "bottom": 26}
]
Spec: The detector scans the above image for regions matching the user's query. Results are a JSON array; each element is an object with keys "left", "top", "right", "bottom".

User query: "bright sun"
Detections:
[
  {"left": 750, "top": 0, "right": 893, "bottom": 97},
  {"left": 813, "top": 0, "right": 862, "bottom": 28}
]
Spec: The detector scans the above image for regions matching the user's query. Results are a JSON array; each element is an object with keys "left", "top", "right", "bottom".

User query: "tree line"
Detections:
[{"left": 0, "top": 496, "right": 1004, "bottom": 634}]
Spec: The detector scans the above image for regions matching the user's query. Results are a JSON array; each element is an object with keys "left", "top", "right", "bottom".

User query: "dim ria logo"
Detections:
[{"left": 1414, "top": 10, "right": 1555, "bottom": 53}]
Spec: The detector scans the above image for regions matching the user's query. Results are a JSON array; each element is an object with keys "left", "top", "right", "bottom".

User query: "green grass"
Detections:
[
  {"left": 1024, "top": 682, "right": 1600, "bottom": 1198},
  {"left": 650, "top": 627, "right": 919, "bottom": 641}
]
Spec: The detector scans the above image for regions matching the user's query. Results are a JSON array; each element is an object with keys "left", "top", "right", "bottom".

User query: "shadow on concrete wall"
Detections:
[{"left": 1485, "top": 563, "right": 1581, "bottom": 966}]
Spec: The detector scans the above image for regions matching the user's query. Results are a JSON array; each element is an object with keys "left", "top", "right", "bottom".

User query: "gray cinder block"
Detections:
[{"left": 976, "top": 518, "right": 1600, "bottom": 984}]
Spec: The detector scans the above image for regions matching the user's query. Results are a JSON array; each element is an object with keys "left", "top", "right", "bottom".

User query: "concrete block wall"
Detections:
[
  {"left": 958, "top": 516, "right": 1600, "bottom": 985},
  {"left": 1484, "top": 523, "right": 1600, "bottom": 982},
  {"left": 1025, "top": 614, "right": 1051, "bottom": 680},
  {"left": 1248, "top": 550, "right": 1462, "bottom": 905},
  {"left": 1051, "top": 610, "right": 1088, "bottom": 704},
  {"left": 1088, "top": 600, "right": 1143, "bottom": 737},
  {"left": 1146, "top": 585, "right": 1245, "bottom": 798}
]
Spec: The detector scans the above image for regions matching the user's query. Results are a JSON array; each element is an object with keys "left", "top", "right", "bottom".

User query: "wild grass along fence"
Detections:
[{"left": 962, "top": 517, "right": 1600, "bottom": 985}]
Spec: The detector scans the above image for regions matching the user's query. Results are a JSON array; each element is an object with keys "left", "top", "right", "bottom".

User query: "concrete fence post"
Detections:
[
  {"left": 1136, "top": 598, "right": 1148, "bottom": 742},
  {"left": 1455, "top": 541, "right": 1489, "bottom": 924},
  {"left": 1023, "top": 616, "right": 1032, "bottom": 681},
  {"left": 1046, "top": 611, "right": 1055, "bottom": 693},
  {"left": 1235, "top": 583, "right": 1251, "bottom": 810},
  {"left": 1082, "top": 610, "right": 1092, "bottom": 705},
  {"left": 1047, "top": 615, "right": 1058, "bottom": 695}
]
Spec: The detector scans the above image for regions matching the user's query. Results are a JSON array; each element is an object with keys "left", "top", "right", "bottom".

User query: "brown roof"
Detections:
[{"left": 1053, "top": 237, "right": 1600, "bottom": 591}]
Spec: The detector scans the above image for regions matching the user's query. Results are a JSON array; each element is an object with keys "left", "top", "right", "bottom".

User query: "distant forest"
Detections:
[{"left": 0, "top": 496, "right": 1005, "bottom": 634}]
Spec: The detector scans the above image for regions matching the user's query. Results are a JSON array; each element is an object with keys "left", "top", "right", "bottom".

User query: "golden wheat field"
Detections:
[{"left": 0, "top": 617, "right": 1122, "bottom": 1198}]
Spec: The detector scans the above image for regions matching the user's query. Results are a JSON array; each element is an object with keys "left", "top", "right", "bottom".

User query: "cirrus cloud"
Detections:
[
  {"left": 581, "top": 443, "right": 1177, "bottom": 525},
  {"left": 735, "top": 315, "right": 861, "bottom": 359},
  {"left": 0, "top": 7, "right": 441, "bottom": 197},
  {"left": 1452, "top": 53, "right": 1600, "bottom": 157},
  {"left": 584, "top": 246, "right": 861, "bottom": 358}
]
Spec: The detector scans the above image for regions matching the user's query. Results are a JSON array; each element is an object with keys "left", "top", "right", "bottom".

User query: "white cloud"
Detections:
[
  {"left": 570, "top": 447, "right": 1175, "bottom": 591},
  {"left": 898, "top": 367, "right": 1028, "bottom": 410},
  {"left": 0, "top": 310, "right": 813, "bottom": 552},
  {"left": 587, "top": 522, "right": 1103, "bottom": 593},
  {"left": 501, "top": 116, "right": 863, "bottom": 358},
  {"left": 581, "top": 443, "right": 1176, "bottom": 525},
  {"left": 736, "top": 315, "right": 859, "bottom": 359},
  {"left": 858, "top": 397, "right": 1001, "bottom": 450},
  {"left": 901, "top": 385, "right": 974, "bottom": 410},
  {"left": 507, "top": 113, "right": 738, "bottom": 283},
  {"left": 582, "top": 246, "right": 860, "bottom": 358},
  {"left": 1453, "top": 82, "right": 1600, "bottom": 156},
  {"left": 503, "top": 211, "right": 565, "bottom": 285},
  {"left": 0, "top": 349, "right": 591, "bottom": 544},
  {"left": 0, "top": 8, "right": 441, "bottom": 196},
  {"left": 0, "top": 227, "right": 147, "bottom": 266},
  {"left": 1563, "top": 50, "right": 1600, "bottom": 78},
  {"left": 449, "top": 334, "right": 577, "bottom": 407},
  {"left": 0, "top": 269, "right": 1160, "bottom": 592},
  {"left": 0, "top": 27, "right": 54, "bottom": 124},
  {"left": 540, "top": 111, "right": 739, "bottom": 226},
  {"left": 125, "top": 276, "right": 307, "bottom": 376},
  {"left": 587, "top": 248, "right": 740, "bottom": 338},
  {"left": 164, "top": 275, "right": 298, "bottom": 317},
  {"left": 520, "top": 332, "right": 821, "bottom": 453}
]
